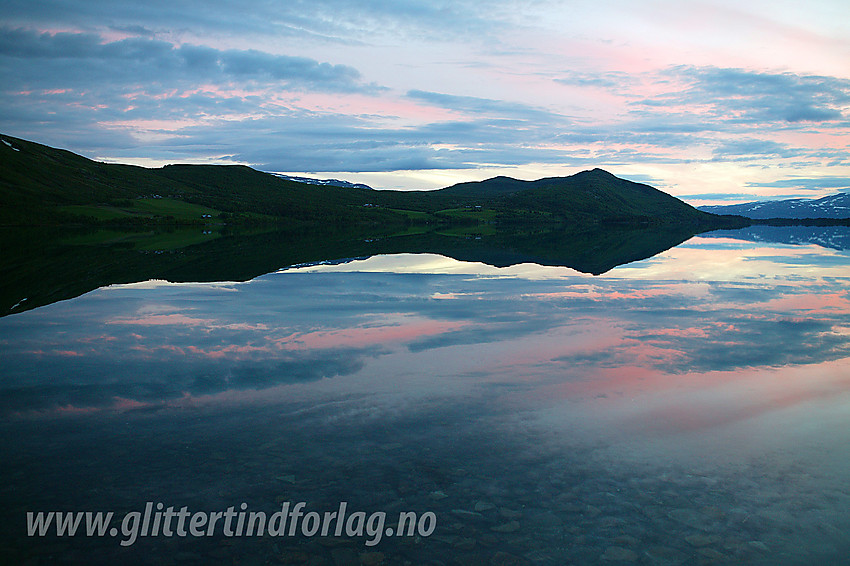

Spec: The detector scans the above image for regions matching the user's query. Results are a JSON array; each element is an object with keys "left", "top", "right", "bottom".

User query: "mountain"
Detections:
[
  {"left": 698, "top": 193, "right": 850, "bottom": 219},
  {"left": 437, "top": 169, "right": 711, "bottom": 224},
  {"left": 1, "top": 133, "right": 731, "bottom": 229},
  {"left": 0, "top": 134, "right": 391, "bottom": 227},
  {"left": 272, "top": 174, "right": 373, "bottom": 190}
]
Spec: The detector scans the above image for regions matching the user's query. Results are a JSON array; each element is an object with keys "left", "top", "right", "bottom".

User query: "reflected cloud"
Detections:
[{"left": 1, "top": 240, "right": 849, "bottom": 417}]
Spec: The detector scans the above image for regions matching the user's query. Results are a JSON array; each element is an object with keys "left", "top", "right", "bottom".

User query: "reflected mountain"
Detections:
[
  {"left": 701, "top": 225, "right": 850, "bottom": 251},
  {"left": 2, "top": 223, "right": 701, "bottom": 317}
]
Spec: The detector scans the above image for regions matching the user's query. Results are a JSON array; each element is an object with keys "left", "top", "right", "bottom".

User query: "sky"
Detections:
[{"left": 1, "top": 0, "right": 850, "bottom": 203}]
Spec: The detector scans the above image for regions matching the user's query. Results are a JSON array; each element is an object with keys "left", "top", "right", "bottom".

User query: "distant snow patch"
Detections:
[{"left": 1, "top": 138, "right": 20, "bottom": 151}]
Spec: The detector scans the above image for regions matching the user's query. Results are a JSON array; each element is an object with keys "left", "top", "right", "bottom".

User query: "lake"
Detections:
[{"left": 2, "top": 228, "right": 850, "bottom": 565}]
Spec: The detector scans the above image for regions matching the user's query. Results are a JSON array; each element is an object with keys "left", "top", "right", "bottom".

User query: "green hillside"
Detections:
[
  {"left": 0, "top": 133, "right": 737, "bottom": 230},
  {"left": 435, "top": 169, "right": 713, "bottom": 225},
  {"left": 0, "top": 135, "right": 401, "bottom": 228}
]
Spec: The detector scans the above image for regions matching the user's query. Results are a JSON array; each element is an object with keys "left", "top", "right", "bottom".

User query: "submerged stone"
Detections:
[
  {"left": 685, "top": 533, "right": 719, "bottom": 547},
  {"left": 474, "top": 501, "right": 496, "bottom": 512},
  {"left": 358, "top": 551, "right": 385, "bottom": 566},
  {"left": 490, "top": 520, "right": 521, "bottom": 533},
  {"left": 601, "top": 546, "right": 639, "bottom": 562}
]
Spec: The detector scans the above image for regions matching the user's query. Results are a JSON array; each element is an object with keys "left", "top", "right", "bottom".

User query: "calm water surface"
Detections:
[{"left": 2, "top": 231, "right": 850, "bottom": 565}]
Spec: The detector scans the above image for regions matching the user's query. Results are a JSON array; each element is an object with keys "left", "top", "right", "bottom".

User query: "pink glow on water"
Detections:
[
  {"left": 609, "top": 361, "right": 850, "bottom": 436},
  {"left": 199, "top": 344, "right": 274, "bottom": 360},
  {"left": 108, "top": 313, "right": 270, "bottom": 332},
  {"left": 271, "top": 319, "right": 469, "bottom": 351},
  {"left": 51, "top": 349, "right": 85, "bottom": 357},
  {"left": 108, "top": 315, "right": 469, "bottom": 361},
  {"left": 759, "top": 292, "right": 850, "bottom": 314},
  {"left": 111, "top": 397, "right": 153, "bottom": 411},
  {"left": 522, "top": 283, "right": 698, "bottom": 302},
  {"left": 108, "top": 313, "right": 210, "bottom": 326},
  {"left": 46, "top": 404, "right": 101, "bottom": 416}
]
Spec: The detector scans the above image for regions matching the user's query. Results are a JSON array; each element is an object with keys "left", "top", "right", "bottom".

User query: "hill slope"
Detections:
[
  {"left": 0, "top": 134, "right": 399, "bottom": 227},
  {"left": 437, "top": 169, "right": 711, "bottom": 224},
  {"left": 2, "top": 133, "right": 729, "bottom": 228}
]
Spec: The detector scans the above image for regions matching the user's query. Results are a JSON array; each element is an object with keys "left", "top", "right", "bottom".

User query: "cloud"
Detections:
[
  {"left": 711, "top": 138, "right": 798, "bottom": 160},
  {"left": 2, "top": 4, "right": 850, "bottom": 186},
  {"left": 407, "top": 89, "right": 571, "bottom": 123},
  {"left": 1, "top": 0, "right": 521, "bottom": 46},
  {"left": 0, "top": 27, "right": 372, "bottom": 93},
  {"left": 745, "top": 176, "right": 850, "bottom": 192},
  {"left": 553, "top": 70, "right": 640, "bottom": 94},
  {"left": 640, "top": 66, "right": 850, "bottom": 125},
  {"left": 109, "top": 24, "right": 156, "bottom": 37},
  {"left": 679, "top": 193, "right": 758, "bottom": 201}
]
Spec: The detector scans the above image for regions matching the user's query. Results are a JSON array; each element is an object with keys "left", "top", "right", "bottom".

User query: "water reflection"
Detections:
[
  {"left": 701, "top": 225, "right": 850, "bottom": 251},
  {"left": 1, "top": 233, "right": 850, "bottom": 564},
  {"left": 0, "top": 222, "right": 704, "bottom": 316}
]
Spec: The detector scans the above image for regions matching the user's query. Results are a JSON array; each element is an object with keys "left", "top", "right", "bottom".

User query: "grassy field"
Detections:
[
  {"left": 133, "top": 198, "right": 220, "bottom": 218},
  {"left": 58, "top": 204, "right": 135, "bottom": 221},
  {"left": 385, "top": 208, "right": 432, "bottom": 220},
  {"left": 59, "top": 198, "right": 222, "bottom": 222},
  {"left": 435, "top": 207, "right": 499, "bottom": 222}
]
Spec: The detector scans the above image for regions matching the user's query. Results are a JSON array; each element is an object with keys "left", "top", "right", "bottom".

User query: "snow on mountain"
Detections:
[
  {"left": 699, "top": 193, "right": 850, "bottom": 219},
  {"left": 272, "top": 174, "right": 373, "bottom": 190}
]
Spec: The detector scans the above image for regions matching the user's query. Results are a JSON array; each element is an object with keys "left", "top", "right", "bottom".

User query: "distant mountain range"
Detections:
[
  {"left": 272, "top": 174, "right": 373, "bottom": 190},
  {"left": 698, "top": 193, "right": 850, "bottom": 219}
]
